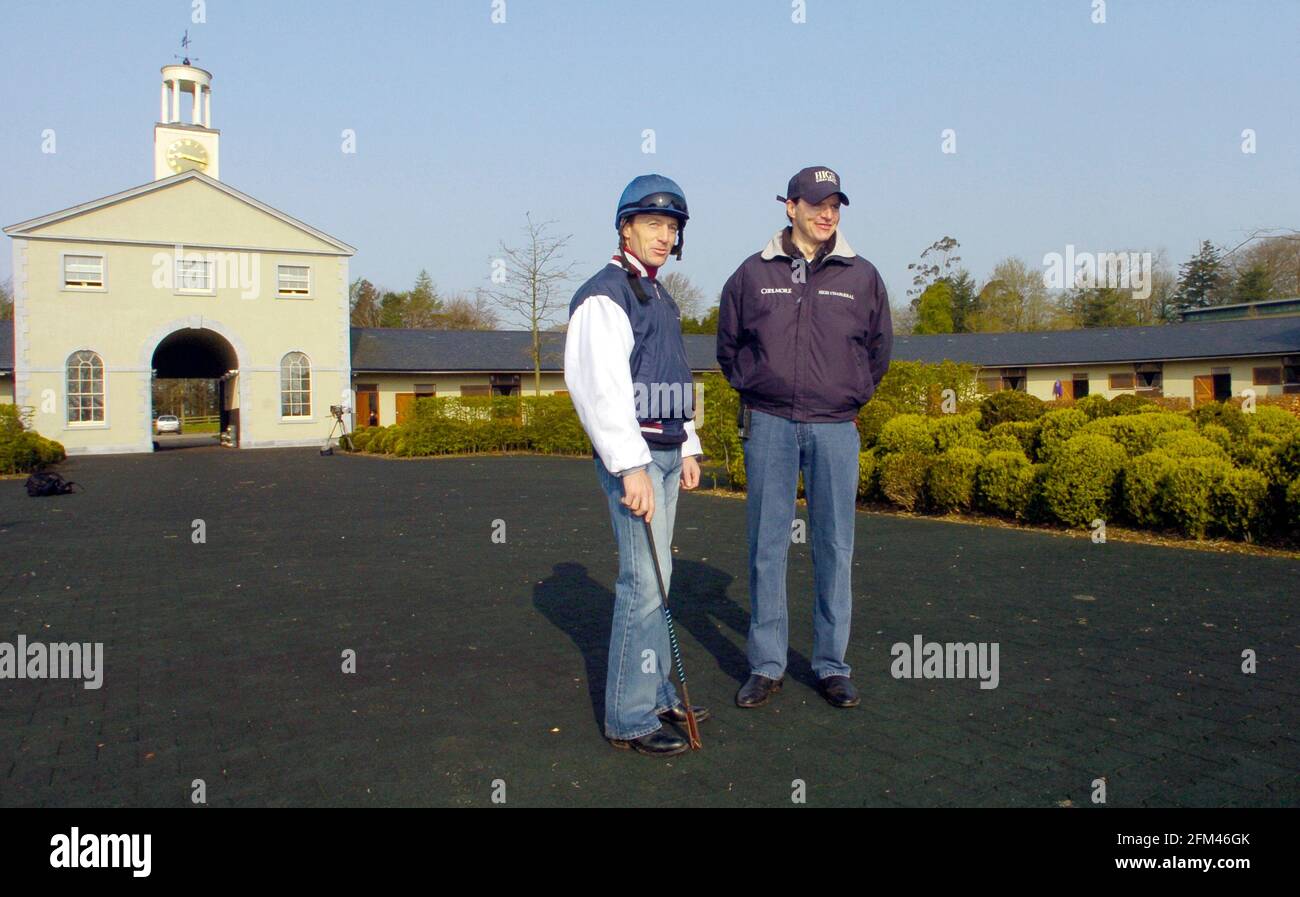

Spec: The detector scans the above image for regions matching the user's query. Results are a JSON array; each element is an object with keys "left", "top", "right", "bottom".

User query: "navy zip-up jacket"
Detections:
[{"left": 717, "top": 228, "right": 893, "bottom": 422}]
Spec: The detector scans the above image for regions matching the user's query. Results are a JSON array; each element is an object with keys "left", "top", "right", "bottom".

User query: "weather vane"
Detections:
[{"left": 174, "top": 29, "right": 199, "bottom": 66}]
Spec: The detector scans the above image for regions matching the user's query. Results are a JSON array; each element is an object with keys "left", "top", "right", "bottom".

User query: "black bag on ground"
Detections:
[{"left": 25, "top": 472, "right": 78, "bottom": 497}]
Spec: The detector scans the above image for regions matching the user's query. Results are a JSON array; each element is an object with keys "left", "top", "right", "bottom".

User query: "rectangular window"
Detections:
[
  {"left": 63, "top": 254, "right": 104, "bottom": 289},
  {"left": 459, "top": 385, "right": 490, "bottom": 397},
  {"left": 414, "top": 383, "right": 436, "bottom": 398},
  {"left": 1135, "top": 363, "right": 1163, "bottom": 391},
  {"left": 277, "top": 265, "right": 311, "bottom": 296},
  {"left": 1253, "top": 367, "right": 1282, "bottom": 386},
  {"left": 1109, "top": 373, "right": 1135, "bottom": 390},
  {"left": 176, "top": 258, "right": 214, "bottom": 292}
]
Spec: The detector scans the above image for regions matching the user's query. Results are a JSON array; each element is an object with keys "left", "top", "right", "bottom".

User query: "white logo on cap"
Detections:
[{"left": 814, "top": 170, "right": 838, "bottom": 184}]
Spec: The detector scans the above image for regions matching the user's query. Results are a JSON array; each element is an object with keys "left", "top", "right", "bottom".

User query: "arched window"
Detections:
[
  {"left": 66, "top": 350, "right": 104, "bottom": 423},
  {"left": 280, "top": 352, "right": 311, "bottom": 417}
]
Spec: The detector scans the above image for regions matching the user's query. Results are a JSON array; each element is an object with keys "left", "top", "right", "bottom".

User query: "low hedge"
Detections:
[
  {"left": 0, "top": 404, "right": 68, "bottom": 475},
  {"left": 343, "top": 373, "right": 1300, "bottom": 545}
]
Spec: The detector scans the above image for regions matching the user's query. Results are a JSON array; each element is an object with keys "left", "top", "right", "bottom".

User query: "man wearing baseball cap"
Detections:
[{"left": 717, "top": 166, "right": 893, "bottom": 710}]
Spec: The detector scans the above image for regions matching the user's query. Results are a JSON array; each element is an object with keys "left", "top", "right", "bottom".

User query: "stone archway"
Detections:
[{"left": 149, "top": 327, "right": 240, "bottom": 449}]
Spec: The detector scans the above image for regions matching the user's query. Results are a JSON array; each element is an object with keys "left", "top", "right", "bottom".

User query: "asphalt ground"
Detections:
[{"left": 1, "top": 447, "right": 1296, "bottom": 807}]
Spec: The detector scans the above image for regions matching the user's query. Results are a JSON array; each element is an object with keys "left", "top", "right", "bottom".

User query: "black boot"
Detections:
[
  {"left": 735, "top": 674, "right": 783, "bottom": 708},
  {"left": 817, "top": 675, "right": 860, "bottom": 708},
  {"left": 608, "top": 728, "right": 689, "bottom": 756},
  {"left": 658, "top": 705, "right": 712, "bottom": 725}
]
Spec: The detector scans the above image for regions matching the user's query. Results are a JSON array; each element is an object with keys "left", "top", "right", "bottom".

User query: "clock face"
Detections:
[{"left": 167, "top": 138, "right": 208, "bottom": 173}]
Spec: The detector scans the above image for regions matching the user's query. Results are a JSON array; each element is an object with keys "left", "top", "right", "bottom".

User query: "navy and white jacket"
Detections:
[
  {"left": 717, "top": 228, "right": 894, "bottom": 422},
  {"left": 565, "top": 253, "right": 703, "bottom": 476}
]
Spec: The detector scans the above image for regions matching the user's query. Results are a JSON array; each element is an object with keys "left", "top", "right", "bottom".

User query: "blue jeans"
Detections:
[
  {"left": 743, "top": 408, "right": 860, "bottom": 681},
  {"left": 594, "top": 447, "right": 683, "bottom": 740}
]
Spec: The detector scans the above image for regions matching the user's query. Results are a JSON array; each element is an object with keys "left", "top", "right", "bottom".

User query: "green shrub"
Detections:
[
  {"left": 975, "top": 450, "right": 1034, "bottom": 518},
  {"left": 873, "top": 360, "right": 982, "bottom": 415},
  {"left": 1212, "top": 468, "right": 1270, "bottom": 539},
  {"left": 978, "top": 390, "right": 1046, "bottom": 430},
  {"left": 1153, "top": 430, "right": 1229, "bottom": 460},
  {"left": 1109, "top": 393, "right": 1157, "bottom": 416},
  {"left": 1041, "top": 434, "right": 1127, "bottom": 527},
  {"left": 1286, "top": 478, "right": 1300, "bottom": 528},
  {"left": 1037, "top": 408, "right": 1089, "bottom": 463},
  {"left": 856, "top": 399, "right": 897, "bottom": 448},
  {"left": 1160, "top": 457, "right": 1233, "bottom": 539},
  {"left": 1246, "top": 405, "right": 1299, "bottom": 438},
  {"left": 988, "top": 420, "right": 1041, "bottom": 458},
  {"left": 927, "top": 447, "right": 983, "bottom": 512},
  {"left": 932, "top": 412, "right": 986, "bottom": 453},
  {"left": 1082, "top": 413, "right": 1193, "bottom": 456},
  {"left": 878, "top": 414, "right": 934, "bottom": 455},
  {"left": 699, "top": 373, "right": 745, "bottom": 489},
  {"left": 1190, "top": 401, "right": 1249, "bottom": 440},
  {"left": 879, "top": 450, "right": 930, "bottom": 511},
  {"left": 1121, "top": 450, "right": 1176, "bottom": 527},
  {"left": 1274, "top": 429, "right": 1300, "bottom": 483},
  {"left": 0, "top": 404, "right": 68, "bottom": 474},
  {"left": 984, "top": 432, "right": 1026, "bottom": 455},
  {"left": 1074, "top": 394, "right": 1111, "bottom": 420},
  {"left": 857, "top": 450, "right": 879, "bottom": 500}
]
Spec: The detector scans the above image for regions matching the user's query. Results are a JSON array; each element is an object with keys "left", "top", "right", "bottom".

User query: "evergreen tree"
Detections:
[
  {"left": 1175, "top": 240, "right": 1226, "bottom": 308},
  {"left": 914, "top": 280, "right": 955, "bottom": 334},
  {"left": 1232, "top": 263, "right": 1272, "bottom": 304}
]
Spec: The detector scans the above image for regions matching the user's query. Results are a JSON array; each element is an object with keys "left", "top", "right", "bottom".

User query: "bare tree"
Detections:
[
  {"left": 435, "top": 292, "right": 500, "bottom": 330},
  {"left": 482, "top": 213, "right": 577, "bottom": 395},
  {"left": 659, "top": 271, "right": 705, "bottom": 321}
]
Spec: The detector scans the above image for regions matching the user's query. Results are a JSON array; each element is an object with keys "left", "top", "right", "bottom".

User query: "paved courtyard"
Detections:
[{"left": 1, "top": 447, "right": 1296, "bottom": 807}]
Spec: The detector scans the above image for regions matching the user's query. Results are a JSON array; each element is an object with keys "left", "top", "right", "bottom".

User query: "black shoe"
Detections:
[
  {"left": 736, "top": 674, "right": 783, "bottom": 708},
  {"left": 658, "top": 705, "right": 711, "bottom": 726},
  {"left": 608, "top": 729, "right": 689, "bottom": 756},
  {"left": 817, "top": 675, "right": 860, "bottom": 708}
]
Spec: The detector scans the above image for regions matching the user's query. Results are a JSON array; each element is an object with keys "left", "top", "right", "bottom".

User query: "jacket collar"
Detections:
[{"left": 760, "top": 227, "right": 856, "bottom": 264}]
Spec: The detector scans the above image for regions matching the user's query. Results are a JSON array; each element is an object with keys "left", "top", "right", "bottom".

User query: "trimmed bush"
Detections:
[
  {"left": 1212, "top": 468, "right": 1270, "bottom": 539},
  {"left": 857, "top": 450, "right": 879, "bottom": 500},
  {"left": 1286, "top": 478, "right": 1300, "bottom": 528},
  {"left": 927, "top": 447, "right": 983, "bottom": 512},
  {"left": 932, "top": 412, "right": 986, "bottom": 453},
  {"left": 1247, "top": 405, "right": 1300, "bottom": 438},
  {"left": 856, "top": 398, "right": 897, "bottom": 448},
  {"left": 1108, "top": 393, "right": 1157, "bottom": 416},
  {"left": 1160, "top": 456, "right": 1232, "bottom": 539},
  {"left": 878, "top": 414, "right": 934, "bottom": 455},
  {"left": 1041, "top": 433, "right": 1127, "bottom": 527},
  {"left": 975, "top": 450, "right": 1034, "bottom": 518},
  {"left": 978, "top": 390, "right": 1046, "bottom": 430},
  {"left": 984, "top": 432, "right": 1026, "bottom": 455},
  {"left": 1121, "top": 450, "right": 1176, "bottom": 527},
  {"left": 1037, "top": 408, "right": 1088, "bottom": 463},
  {"left": 0, "top": 404, "right": 68, "bottom": 474},
  {"left": 988, "top": 420, "right": 1041, "bottom": 458},
  {"left": 1082, "top": 413, "right": 1193, "bottom": 456},
  {"left": 1190, "top": 401, "right": 1249, "bottom": 440},
  {"left": 1074, "top": 394, "right": 1111, "bottom": 420},
  {"left": 879, "top": 450, "right": 930, "bottom": 511},
  {"left": 1153, "top": 430, "right": 1229, "bottom": 460}
]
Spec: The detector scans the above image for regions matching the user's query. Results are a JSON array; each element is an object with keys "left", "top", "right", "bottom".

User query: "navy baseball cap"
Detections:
[{"left": 777, "top": 166, "right": 850, "bottom": 206}]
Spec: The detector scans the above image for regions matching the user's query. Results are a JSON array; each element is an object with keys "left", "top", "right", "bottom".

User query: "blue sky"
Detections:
[{"left": 2, "top": 0, "right": 1296, "bottom": 324}]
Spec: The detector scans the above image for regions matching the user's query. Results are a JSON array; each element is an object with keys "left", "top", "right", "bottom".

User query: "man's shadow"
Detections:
[{"left": 533, "top": 560, "right": 817, "bottom": 733}]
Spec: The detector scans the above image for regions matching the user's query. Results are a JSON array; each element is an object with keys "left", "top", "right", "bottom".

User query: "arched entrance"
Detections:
[{"left": 150, "top": 328, "right": 239, "bottom": 449}]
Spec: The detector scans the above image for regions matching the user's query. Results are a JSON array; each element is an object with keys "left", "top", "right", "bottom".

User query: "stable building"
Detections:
[
  {"left": 3, "top": 60, "right": 355, "bottom": 454},
  {"left": 896, "top": 315, "right": 1300, "bottom": 404}
]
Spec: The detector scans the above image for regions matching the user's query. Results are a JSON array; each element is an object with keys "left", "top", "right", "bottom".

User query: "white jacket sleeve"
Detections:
[
  {"left": 682, "top": 418, "right": 702, "bottom": 458},
  {"left": 565, "top": 294, "right": 652, "bottom": 476}
]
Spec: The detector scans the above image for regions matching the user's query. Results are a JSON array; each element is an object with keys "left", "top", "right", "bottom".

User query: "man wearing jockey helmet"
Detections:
[{"left": 564, "top": 174, "right": 709, "bottom": 756}]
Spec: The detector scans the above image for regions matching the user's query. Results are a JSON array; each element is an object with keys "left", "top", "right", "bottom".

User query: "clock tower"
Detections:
[{"left": 154, "top": 61, "right": 220, "bottom": 180}]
